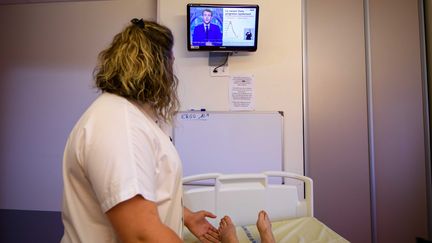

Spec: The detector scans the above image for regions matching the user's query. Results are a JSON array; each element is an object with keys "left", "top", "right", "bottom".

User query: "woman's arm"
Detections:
[{"left": 106, "top": 195, "right": 182, "bottom": 243}]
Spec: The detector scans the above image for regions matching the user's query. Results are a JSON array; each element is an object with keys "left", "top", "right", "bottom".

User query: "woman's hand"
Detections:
[{"left": 184, "top": 208, "right": 220, "bottom": 242}]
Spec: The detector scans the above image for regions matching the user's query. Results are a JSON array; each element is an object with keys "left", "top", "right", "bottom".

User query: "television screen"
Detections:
[{"left": 187, "top": 3, "right": 259, "bottom": 52}]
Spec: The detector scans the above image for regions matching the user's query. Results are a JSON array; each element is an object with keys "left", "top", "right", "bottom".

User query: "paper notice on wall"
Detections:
[{"left": 229, "top": 75, "right": 255, "bottom": 111}]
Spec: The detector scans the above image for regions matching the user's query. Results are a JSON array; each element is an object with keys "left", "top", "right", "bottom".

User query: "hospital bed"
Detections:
[{"left": 182, "top": 171, "right": 349, "bottom": 243}]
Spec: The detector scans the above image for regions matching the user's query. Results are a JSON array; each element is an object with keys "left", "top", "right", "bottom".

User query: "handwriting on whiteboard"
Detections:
[{"left": 180, "top": 112, "right": 210, "bottom": 121}]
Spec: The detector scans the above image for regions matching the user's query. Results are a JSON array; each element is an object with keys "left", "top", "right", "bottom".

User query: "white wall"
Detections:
[
  {"left": 0, "top": 0, "right": 156, "bottom": 211},
  {"left": 0, "top": 0, "right": 305, "bottom": 212},
  {"left": 158, "top": 0, "right": 304, "bottom": 175}
]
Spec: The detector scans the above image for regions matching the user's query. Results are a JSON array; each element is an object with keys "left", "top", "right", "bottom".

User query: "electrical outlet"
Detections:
[{"left": 209, "top": 65, "right": 229, "bottom": 77}]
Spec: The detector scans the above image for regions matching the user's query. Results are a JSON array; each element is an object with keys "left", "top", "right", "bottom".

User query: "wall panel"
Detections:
[
  {"left": 369, "top": 0, "right": 428, "bottom": 242},
  {"left": 305, "top": 1, "right": 372, "bottom": 242}
]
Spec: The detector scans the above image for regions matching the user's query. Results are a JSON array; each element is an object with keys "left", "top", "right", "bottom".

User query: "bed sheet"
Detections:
[{"left": 183, "top": 216, "right": 349, "bottom": 243}]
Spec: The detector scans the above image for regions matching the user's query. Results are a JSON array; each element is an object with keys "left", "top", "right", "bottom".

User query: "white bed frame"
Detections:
[{"left": 183, "top": 171, "right": 313, "bottom": 226}]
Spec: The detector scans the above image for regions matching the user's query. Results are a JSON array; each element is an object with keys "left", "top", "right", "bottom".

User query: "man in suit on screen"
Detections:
[{"left": 192, "top": 9, "right": 222, "bottom": 46}]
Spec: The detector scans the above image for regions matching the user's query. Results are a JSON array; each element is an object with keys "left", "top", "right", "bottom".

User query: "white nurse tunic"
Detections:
[{"left": 61, "top": 92, "right": 183, "bottom": 243}]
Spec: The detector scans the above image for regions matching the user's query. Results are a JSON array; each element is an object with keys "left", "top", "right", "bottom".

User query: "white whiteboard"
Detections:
[{"left": 173, "top": 111, "right": 284, "bottom": 177}]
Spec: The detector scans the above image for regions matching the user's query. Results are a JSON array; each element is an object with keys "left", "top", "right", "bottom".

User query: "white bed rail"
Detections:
[
  {"left": 263, "top": 171, "right": 314, "bottom": 217},
  {"left": 182, "top": 173, "right": 222, "bottom": 184},
  {"left": 183, "top": 171, "right": 314, "bottom": 226}
]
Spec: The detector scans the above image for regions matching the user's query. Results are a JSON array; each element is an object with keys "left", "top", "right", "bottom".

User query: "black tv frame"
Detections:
[{"left": 187, "top": 3, "right": 259, "bottom": 52}]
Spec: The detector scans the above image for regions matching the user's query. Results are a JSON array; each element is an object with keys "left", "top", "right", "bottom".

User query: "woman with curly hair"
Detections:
[{"left": 61, "top": 19, "right": 219, "bottom": 243}]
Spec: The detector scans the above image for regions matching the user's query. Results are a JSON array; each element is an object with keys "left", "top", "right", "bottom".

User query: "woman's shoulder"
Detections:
[
  {"left": 93, "top": 92, "right": 127, "bottom": 106},
  {"left": 76, "top": 93, "right": 137, "bottom": 127}
]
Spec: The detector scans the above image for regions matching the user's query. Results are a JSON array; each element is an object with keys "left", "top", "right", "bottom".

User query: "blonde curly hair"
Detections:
[{"left": 94, "top": 19, "right": 179, "bottom": 122}]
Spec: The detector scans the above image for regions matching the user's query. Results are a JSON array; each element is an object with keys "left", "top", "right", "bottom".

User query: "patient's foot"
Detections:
[
  {"left": 219, "top": 216, "right": 239, "bottom": 243},
  {"left": 256, "top": 210, "right": 276, "bottom": 243}
]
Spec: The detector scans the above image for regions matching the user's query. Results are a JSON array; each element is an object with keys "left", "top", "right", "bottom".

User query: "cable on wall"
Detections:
[{"left": 212, "top": 52, "right": 231, "bottom": 73}]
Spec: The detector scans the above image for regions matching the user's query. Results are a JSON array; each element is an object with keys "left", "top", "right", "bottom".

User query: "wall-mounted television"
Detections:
[{"left": 187, "top": 3, "right": 259, "bottom": 52}]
